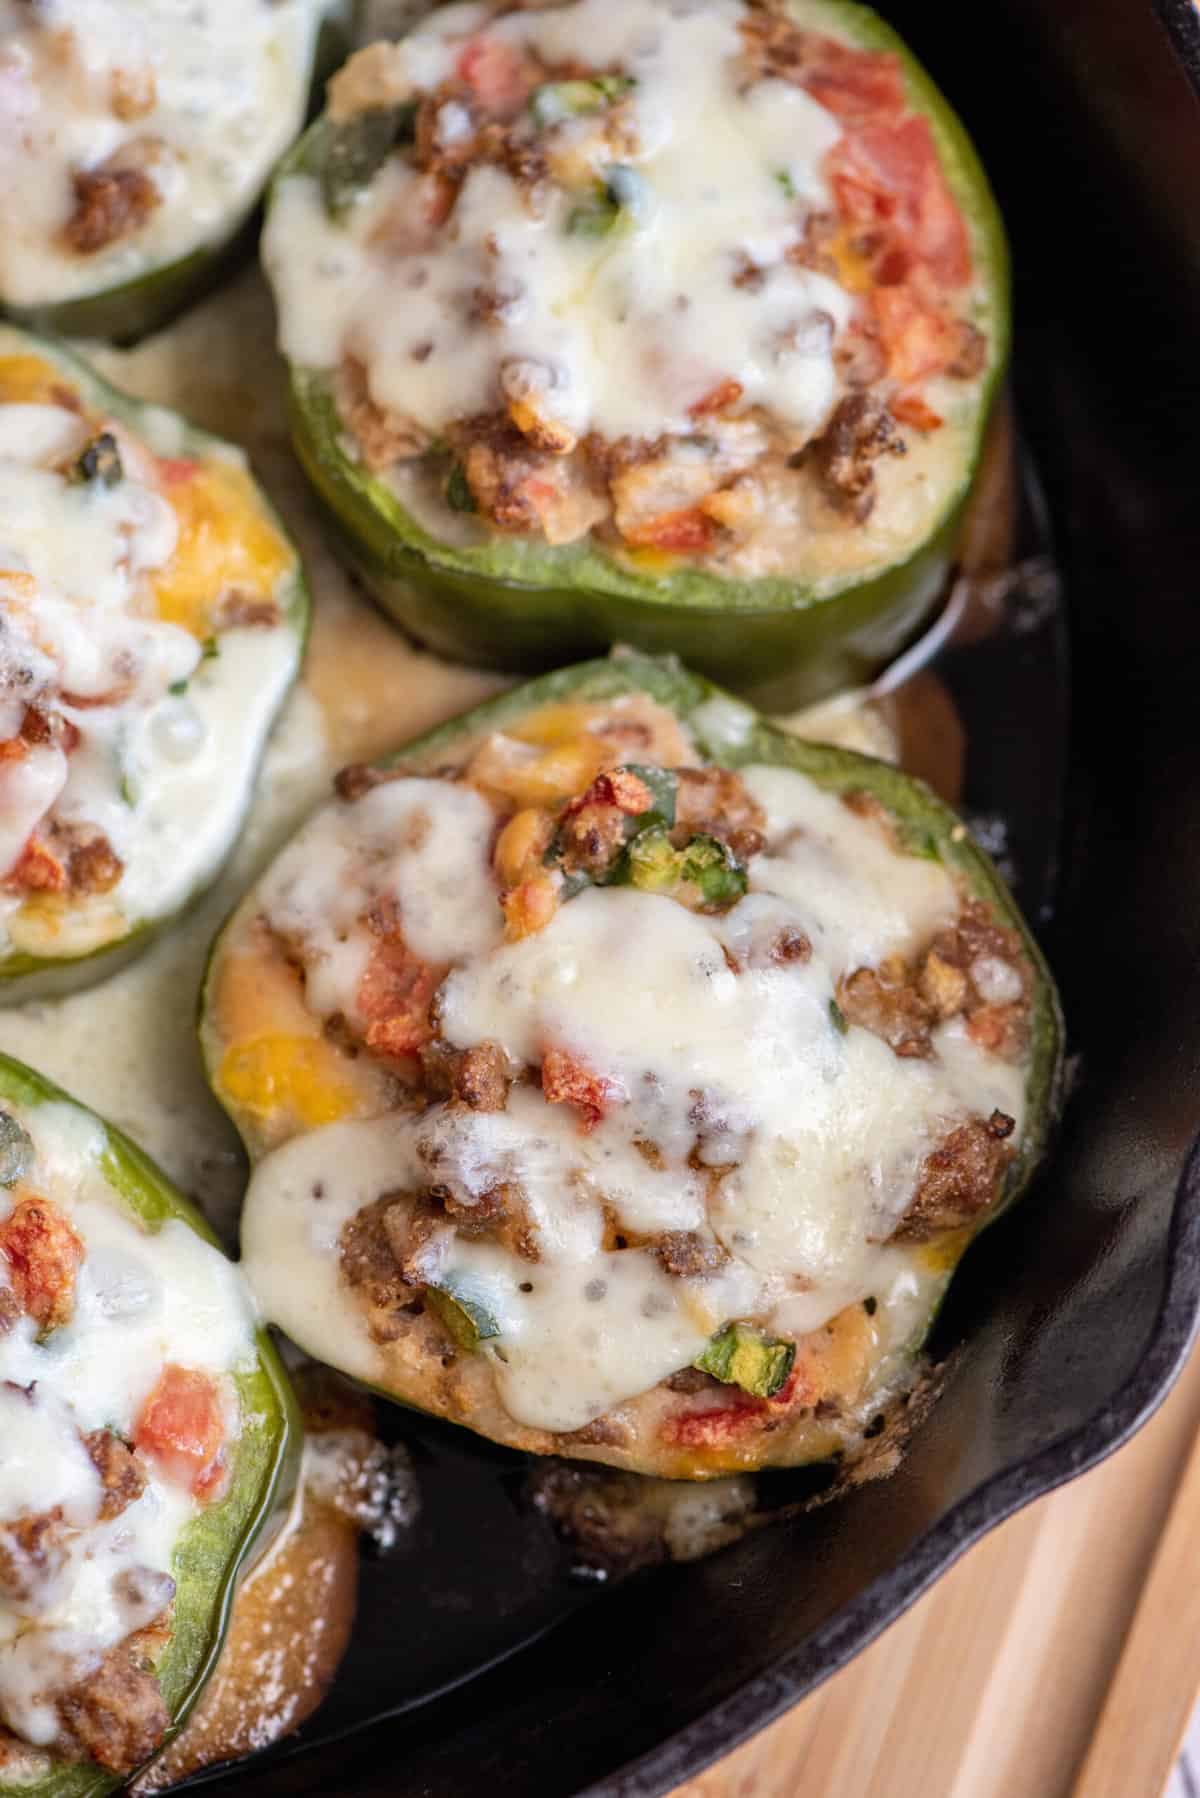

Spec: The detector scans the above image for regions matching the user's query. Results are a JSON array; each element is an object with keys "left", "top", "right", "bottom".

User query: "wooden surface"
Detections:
[{"left": 673, "top": 1332, "right": 1200, "bottom": 1798}]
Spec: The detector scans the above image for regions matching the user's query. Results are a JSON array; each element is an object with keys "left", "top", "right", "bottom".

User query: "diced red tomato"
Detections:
[
  {"left": 157, "top": 457, "right": 198, "bottom": 486},
  {"left": 829, "top": 116, "right": 971, "bottom": 287},
  {"left": 542, "top": 1047, "right": 618, "bottom": 1132},
  {"left": 4, "top": 837, "right": 67, "bottom": 895},
  {"left": 662, "top": 1366, "right": 805, "bottom": 1449},
  {"left": 357, "top": 934, "right": 441, "bottom": 1060},
  {"left": 799, "top": 39, "right": 906, "bottom": 125},
  {"left": 455, "top": 35, "right": 536, "bottom": 115},
  {"left": 871, "top": 284, "right": 962, "bottom": 384},
  {"left": 624, "top": 507, "right": 717, "bottom": 553},
  {"left": 689, "top": 379, "right": 744, "bottom": 420},
  {"left": 0, "top": 1198, "right": 85, "bottom": 1332},
  {"left": 891, "top": 390, "right": 943, "bottom": 431},
  {"left": 564, "top": 768, "right": 654, "bottom": 821},
  {"left": 134, "top": 1365, "right": 227, "bottom": 1500},
  {"left": 0, "top": 738, "right": 26, "bottom": 763}
]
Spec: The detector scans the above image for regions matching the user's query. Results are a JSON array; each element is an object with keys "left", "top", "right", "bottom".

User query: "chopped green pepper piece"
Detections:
[
  {"left": 566, "top": 183, "right": 622, "bottom": 238},
  {"left": 829, "top": 997, "right": 849, "bottom": 1035},
  {"left": 694, "top": 1322, "right": 796, "bottom": 1398},
  {"left": 321, "top": 103, "right": 418, "bottom": 219},
  {"left": 530, "top": 74, "right": 634, "bottom": 127},
  {"left": 425, "top": 1274, "right": 502, "bottom": 1351},
  {"left": 446, "top": 463, "right": 478, "bottom": 513},
  {"left": 71, "top": 431, "right": 123, "bottom": 488},
  {"left": 0, "top": 1110, "right": 32, "bottom": 1188},
  {"left": 623, "top": 826, "right": 748, "bottom": 909},
  {"left": 774, "top": 167, "right": 798, "bottom": 200},
  {"left": 544, "top": 762, "right": 678, "bottom": 893}
]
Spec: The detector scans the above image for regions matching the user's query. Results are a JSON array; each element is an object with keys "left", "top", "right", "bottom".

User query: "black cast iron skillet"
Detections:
[{"left": 195, "top": 3, "right": 1200, "bottom": 1790}]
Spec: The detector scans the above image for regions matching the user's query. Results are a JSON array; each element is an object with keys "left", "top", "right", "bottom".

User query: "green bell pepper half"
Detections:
[
  {"left": 2, "top": 7, "right": 353, "bottom": 346},
  {"left": 270, "top": 0, "right": 1009, "bottom": 712},
  {"left": 0, "top": 323, "right": 309, "bottom": 1005},
  {"left": 0, "top": 1052, "right": 300, "bottom": 1798},
  {"left": 203, "top": 650, "right": 1063, "bottom": 1441}
]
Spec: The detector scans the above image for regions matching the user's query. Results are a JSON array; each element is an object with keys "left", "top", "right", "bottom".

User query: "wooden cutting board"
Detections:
[{"left": 673, "top": 1331, "right": 1200, "bottom": 1798}]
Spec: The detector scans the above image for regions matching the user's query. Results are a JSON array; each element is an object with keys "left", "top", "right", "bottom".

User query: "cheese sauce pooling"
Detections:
[
  {"left": 0, "top": 0, "right": 333, "bottom": 308},
  {"left": 242, "top": 757, "right": 1027, "bottom": 1436},
  {"left": 0, "top": 1096, "right": 254, "bottom": 1759}
]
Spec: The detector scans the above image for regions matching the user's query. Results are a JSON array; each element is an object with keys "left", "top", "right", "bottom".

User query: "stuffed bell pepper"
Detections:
[
  {"left": 0, "top": 325, "right": 307, "bottom": 1002},
  {"left": 0, "top": 0, "right": 348, "bottom": 343},
  {"left": 0, "top": 1053, "right": 297, "bottom": 1795},
  {"left": 201, "top": 652, "right": 1062, "bottom": 1480},
  {"left": 263, "top": 0, "right": 1007, "bottom": 708}
]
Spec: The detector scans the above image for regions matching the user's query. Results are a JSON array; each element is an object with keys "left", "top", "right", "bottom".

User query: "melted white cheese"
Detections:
[
  {"left": 0, "top": 348, "right": 302, "bottom": 962},
  {"left": 0, "top": 0, "right": 335, "bottom": 307},
  {"left": 264, "top": 0, "right": 852, "bottom": 444},
  {"left": 0, "top": 1096, "right": 256, "bottom": 1749},
  {"left": 259, "top": 775, "right": 503, "bottom": 1020},
  {"left": 244, "top": 759, "right": 1028, "bottom": 1435}
]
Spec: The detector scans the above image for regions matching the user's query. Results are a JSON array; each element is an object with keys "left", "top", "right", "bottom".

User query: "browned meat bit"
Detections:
[
  {"left": 562, "top": 1414, "right": 631, "bottom": 1449},
  {"left": 557, "top": 797, "right": 628, "bottom": 877},
  {"left": 948, "top": 320, "right": 988, "bottom": 379},
  {"left": 787, "top": 208, "right": 840, "bottom": 279},
  {"left": 451, "top": 1043, "right": 512, "bottom": 1111},
  {"left": 673, "top": 766, "right": 766, "bottom": 860},
  {"left": 664, "top": 1366, "right": 719, "bottom": 1395},
  {"left": 805, "top": 393, "right": 905, "bottom": 523},
  {"left": 771, "top": 925, "right": 812, "bottom": 964},
  {"left": 340, "top": 1195, "right": 414, "bottom": 1319},
  {"left": 891, "top": 1111, "right": 1016, "bottom": 1242},
  {"left": 0, "top": 1507, "right": 65, "bottom": 1605},
  {"left": 335, "top": 356, "right": 429, "bottom": 472},
  {"left": 84, "top": 1429, "right": 147, "bottom": 1522},
  {"left": 57, "top": 1631, "right": 170, "bottom": 1774},
  {"left": 837, "top": 960, "right": 933, "bottom": 1059},
  {"left": 66, "top": 833, "right": 122, "bottom": 896},
  {"left": 842, "top": 788, "right": 891, "bottom": 827},
  {"left": 924, "top": 899, "right": 1030, "bottom": 1060},
  {"left": 418, "top": 1039, "right": 513, "bottom": 1112},
  {"left": 452, "top": 412, "right": 606, "bottom": 542},
  {"left": 655, "top": 1231, "right": 729, "bottom": 1279},
  {"left": 62, "top": 145, "right": 162, "bottom": 254},
  {"left": 436, "top": 1180, "right": 539, "bottom": 1263},
  {"left": 834, "top": 325, "right": 888, "bottom": 389},
  {"left": 214, "top": 591, "right": 281, "bottom": 630},
  {"left": 110, "top": 65, "right": 156, "bottom": 120},
  {"left": 334, "top": 761, "right": 384, "bottom": 803},
  {"left": 553, "top": 765, "right": 654, "bottom": 879}
]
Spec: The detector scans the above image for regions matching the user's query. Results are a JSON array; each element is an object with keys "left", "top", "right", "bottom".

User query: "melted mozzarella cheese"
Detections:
[
  {"left": 0, "top": 0, "right": 334, "bottom": 308},
  {"left": 244, "top": 759, "right": 1028, "bottom": 1436},
  {"left": 258, "top": 776, "right": 503, "bottom": 1018},
  {"left": 0, "top": 1097, "right": 256, "bottom": 1750},
  {"left": 0, "top": 364, "right": 301, "bottom": 962},
  {"left": 265, "top": 0, "right": 852, "bottom": 445}
]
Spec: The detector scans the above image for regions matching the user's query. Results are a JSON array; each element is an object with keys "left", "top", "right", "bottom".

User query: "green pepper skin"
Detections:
[
  {"left": 272, "top": 0, "right": 1009, "bottom": 711},
  {"left": 202, "top": 651, "right": 1063, "bottom": 1463},
  {"left": 0, "top": 325, "right": 310, "bottom": 1006},
  {"left": 0, "top": 1053, "right": 300, "bottom": 1798},
  {"left": 2, "top": 8, "right": 352, "bottom": 347}
]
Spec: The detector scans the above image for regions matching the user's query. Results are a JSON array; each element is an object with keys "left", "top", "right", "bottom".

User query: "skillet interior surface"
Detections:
[{"left": 191, "top": 2, "right": 1200, "bottom": 1791}]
